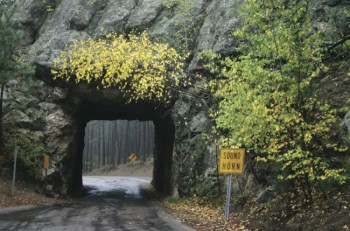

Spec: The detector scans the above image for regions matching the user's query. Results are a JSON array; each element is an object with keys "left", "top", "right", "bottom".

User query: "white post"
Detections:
[
  {"left": 11, "top": 146, "right": 18, "bottom": 196},
  {"left": 224, "top": 174, "right": 233, "bottom": 221}
]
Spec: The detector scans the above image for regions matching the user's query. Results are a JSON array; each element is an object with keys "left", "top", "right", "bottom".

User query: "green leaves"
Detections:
[
  {"left": 209, "top": 0, "right": 348, "bottom": 191},
  {"left": 161, "top": 0, "right": 197, "bottom": 54},
  {"left": 0, "top": 5, "right": 35, "bottom": 84}
]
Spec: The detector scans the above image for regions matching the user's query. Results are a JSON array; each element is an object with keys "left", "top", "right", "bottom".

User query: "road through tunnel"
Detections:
[{"left": 50, "top": 98, "right": 175, "bottom": 197}]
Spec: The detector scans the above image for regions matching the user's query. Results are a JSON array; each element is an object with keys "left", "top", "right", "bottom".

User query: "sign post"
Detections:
[
  {"left": 44, "top": 155, "right": 49, "bottom": 177},
  {"left": 12, "top": 146, "right": 18, "bottom": 196},
  {"left": 128, "top": 153, "right": 138, "bottom": 174},
  {"left": 224, "top": 174, "right": 233, "bottom": 221},
  {"left": 218, "top": 148, "right": 245, "bottom": 222}
]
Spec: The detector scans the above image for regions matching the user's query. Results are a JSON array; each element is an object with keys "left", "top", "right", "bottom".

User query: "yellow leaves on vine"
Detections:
[{"left": 51, "top": 31, "right": 187, "bottom": 103}]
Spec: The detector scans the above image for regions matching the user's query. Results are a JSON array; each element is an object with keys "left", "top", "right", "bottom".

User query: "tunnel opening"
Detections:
[
  {"left": 82, "top": 120, "right": 155, "bottom": 175},
  {"left": 65, "top": 100, "right": 175, "bottom": 197}
]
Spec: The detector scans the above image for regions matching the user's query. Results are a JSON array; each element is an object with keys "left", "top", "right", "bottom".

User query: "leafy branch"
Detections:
[
  {"left": 207, "top": 0, "right": 348, "bottom": 198},
  {"left": 52, "top": 31, "right": 189, "bottom": 104}
]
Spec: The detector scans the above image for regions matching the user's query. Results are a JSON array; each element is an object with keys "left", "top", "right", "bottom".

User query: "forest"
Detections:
[{"left": 82, "top": 120, "right": 154, "bottom": 172}]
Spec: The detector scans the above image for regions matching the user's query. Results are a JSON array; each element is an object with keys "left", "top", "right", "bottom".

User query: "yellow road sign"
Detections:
[
  {"left": 128, "top": 153, "right": 137, "bottom": 162},
  {"left": 44, "top": 155, "right": 49, "bottom": 169},
  {"left": 219, "top": 148, "right": 245, "bottom": 174}
]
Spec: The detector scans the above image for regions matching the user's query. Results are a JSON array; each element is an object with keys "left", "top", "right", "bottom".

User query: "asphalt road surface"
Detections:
[{"left": 0, "top": 176, "right": 193, "bottom": 231}]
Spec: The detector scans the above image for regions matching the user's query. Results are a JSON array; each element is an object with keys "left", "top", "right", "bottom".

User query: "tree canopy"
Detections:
[
  {"left": 0, "top": 4, "right": 36, "bottom": 173},
  {"left": 0, "top": 5, "right": 33, "bottom": 85},
  {"left": 209, "top": 0, "right": 348, "bottom": 195}
]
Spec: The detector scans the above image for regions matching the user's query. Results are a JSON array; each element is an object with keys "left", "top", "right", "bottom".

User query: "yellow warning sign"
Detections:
[
  {"left": 44, "top": 155, "right": 49, "bottom": 169},
  {"left": 219, "top": 148, "right": 245, "bottom": 174},
  {"left": 128, "top": 153, "right": 137, "bottom": 162}
]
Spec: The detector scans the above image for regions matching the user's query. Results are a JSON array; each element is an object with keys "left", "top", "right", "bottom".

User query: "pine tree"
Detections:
[{"left": 0, "top": 5, "right": 34, "bottom": 164}]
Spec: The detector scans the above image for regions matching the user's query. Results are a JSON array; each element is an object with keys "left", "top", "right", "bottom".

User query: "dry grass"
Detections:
[{"left": 0, "top": 178, "right": 65, "bottom": 209}]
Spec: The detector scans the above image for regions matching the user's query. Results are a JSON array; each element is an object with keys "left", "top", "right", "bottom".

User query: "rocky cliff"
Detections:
[
  {"left": 1, "top": 0, "right": 243, "bottom": 196},
  {"left": 2, "top": 0, "right": 349, "bottom": 197}
]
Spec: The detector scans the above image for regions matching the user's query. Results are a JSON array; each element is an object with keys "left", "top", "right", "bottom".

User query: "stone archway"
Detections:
[
  {"left": 7, "top": 0, "right": 244, "bottom": 199},
  {"left": 41, "top": 83, "right": 176, "bottom": 197}
]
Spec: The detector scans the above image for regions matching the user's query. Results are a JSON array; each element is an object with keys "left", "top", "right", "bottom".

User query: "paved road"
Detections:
[{"left": 0, "top": 176, "right": 193, "bottom": 231}]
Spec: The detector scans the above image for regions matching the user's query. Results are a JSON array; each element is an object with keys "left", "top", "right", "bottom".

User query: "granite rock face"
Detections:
[
  {"left": 4, "top": 0, "right": 244, "bottom": 196},
  {"left": 11, "top": 0, "right": 242, "bottom": 71},
  {"left": 5, "top": 0, "right": 349, "bottom": 196}
]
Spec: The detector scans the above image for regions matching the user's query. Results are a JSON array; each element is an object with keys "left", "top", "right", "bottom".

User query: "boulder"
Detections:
[
  {"left": 190, "top": 113, "right": 211, "bottom": 133},
  {"left": 342, "top": 111, "right": 350, "bottom": 136}
]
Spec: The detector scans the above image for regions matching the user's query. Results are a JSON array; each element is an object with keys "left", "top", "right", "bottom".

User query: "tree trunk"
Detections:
[{"left": 0, "top": 84, "right": 5, "bottom": 169}]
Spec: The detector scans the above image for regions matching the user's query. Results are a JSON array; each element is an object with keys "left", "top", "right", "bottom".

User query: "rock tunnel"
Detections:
[
  {"left": 7, "top": 0, "right": 242, "bottom": 199},
  {"left": 39, "top": 73, "right": 176, "bottom": 197},
  {"left": 75, "top": 101, "right": 175, "bottom": 196},
  {"left": 2, "top": 0, "right": 256, "bottom": 200}
]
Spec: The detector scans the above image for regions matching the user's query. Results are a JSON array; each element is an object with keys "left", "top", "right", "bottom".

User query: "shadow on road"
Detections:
[{"left": 0, "top": 176, "right": 193, "bottom": 231}]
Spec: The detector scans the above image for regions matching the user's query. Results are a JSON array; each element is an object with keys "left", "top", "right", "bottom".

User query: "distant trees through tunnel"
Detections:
[
  {"left": 68, "top": 102, "right": 175, "bottom": 196},
  {"left": 83, "top": 120, "right": 155, "bottom": 173}
]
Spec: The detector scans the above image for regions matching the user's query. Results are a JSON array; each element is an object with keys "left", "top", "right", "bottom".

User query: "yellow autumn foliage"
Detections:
[
  {"left": 208, "top": 0, "right": 348, "bottom": 188},
  {"left": 51, "top": 32, "right": 187, "bottom": 103}
]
